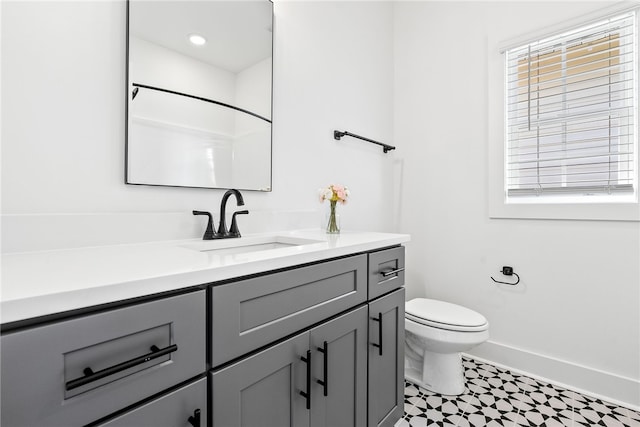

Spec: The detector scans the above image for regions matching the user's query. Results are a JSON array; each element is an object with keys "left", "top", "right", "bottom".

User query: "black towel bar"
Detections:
[{"left": 334, "top": 130, "right": 395, "bottom": 153}]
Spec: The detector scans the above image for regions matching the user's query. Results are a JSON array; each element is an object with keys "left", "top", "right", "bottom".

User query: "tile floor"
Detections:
[{"left": 397, "top": 357, "right": 640, "bottom": 427}]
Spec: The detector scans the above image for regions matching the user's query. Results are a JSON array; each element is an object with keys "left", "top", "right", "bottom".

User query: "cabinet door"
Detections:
[
  {"left": 310, "top": 306, "right": 367, "bottom": 427},
  {"left": 211, "top": 332, "right": 310, "bottom": 427},
  {"left": 367, "top": 288, "right": 405, "bottom": 427}
]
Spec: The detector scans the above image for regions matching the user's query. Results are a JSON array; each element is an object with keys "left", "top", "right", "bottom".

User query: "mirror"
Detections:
[{"left": 126, "top": 0, "right": 273, "bottom": 191}]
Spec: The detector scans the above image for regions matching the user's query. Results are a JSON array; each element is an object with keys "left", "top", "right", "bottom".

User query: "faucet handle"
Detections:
[
  {"left": 229, "top": 210, "right": 249, "bottom": 238},
  {"left": 192, "top": 210, "right": 216, "bottom": 240}
]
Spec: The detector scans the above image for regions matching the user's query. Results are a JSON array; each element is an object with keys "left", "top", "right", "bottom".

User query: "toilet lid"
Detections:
[{"left": 406, "top": 298, "right": 488, "bottom": 331}]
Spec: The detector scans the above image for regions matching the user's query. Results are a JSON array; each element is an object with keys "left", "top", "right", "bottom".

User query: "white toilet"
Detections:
[{"left": 404, "top": 298, "right": 489, "bottom": 395}]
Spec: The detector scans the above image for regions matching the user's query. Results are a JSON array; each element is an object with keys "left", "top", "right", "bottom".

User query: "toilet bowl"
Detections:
[{"left": 404, "top": 298, "right": 489, "bottom": 395}]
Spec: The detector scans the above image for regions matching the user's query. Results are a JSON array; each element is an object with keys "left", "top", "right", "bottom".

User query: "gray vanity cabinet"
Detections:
[
  {"left": 211, "top": 305, "right": 369, "bottom": 427},
  {"left": 367, "top": 287, "right": 405, "bottom": 427},
  {"left": 1, "top": 243, "right": 406, "bottom": 427},
  {"left": 211, "top": 246, "right": 406, "bottom": 427}
]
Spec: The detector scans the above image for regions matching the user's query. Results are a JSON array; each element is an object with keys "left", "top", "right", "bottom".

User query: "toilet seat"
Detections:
[{"left": 406, "top": 298, "right": 488, "bottom": 332}]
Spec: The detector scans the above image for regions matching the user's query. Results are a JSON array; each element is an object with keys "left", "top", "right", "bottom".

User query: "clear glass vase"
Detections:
[{"left": 326, "top": 201, "right": 340, "bottom": 234}]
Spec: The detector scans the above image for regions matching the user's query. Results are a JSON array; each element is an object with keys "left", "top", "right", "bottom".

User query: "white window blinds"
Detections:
[{"left": 505, "top": 12, "right": 637, "bottom": 198}]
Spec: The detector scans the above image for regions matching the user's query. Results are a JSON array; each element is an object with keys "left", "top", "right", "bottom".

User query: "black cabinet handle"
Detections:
[
  {"left": 188, "top": 409, "right": 201, "bottom": 427},
  {"left": 372, "top": 313, "right": 383, "bottom": 356},
  {"left": 299, "top": 350, "right": 311, "bottom": 410},
  {"left": 380, "top": 267, "right": 405, "bottom": 278},
  {"left": 65, "top": 344, "right": 178, "bottom": 391},
  {"left": 316, "top": 341, "right": 328, "bottom": 397}
]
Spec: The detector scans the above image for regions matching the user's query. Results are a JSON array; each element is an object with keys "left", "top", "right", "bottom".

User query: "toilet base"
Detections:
[{"left": 405, "top": 350, "right": 465, "bottom": 396}]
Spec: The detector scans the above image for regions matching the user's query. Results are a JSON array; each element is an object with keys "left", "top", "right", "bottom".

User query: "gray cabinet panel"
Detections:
[
  {"left": 0, "top": 291, "right": 206, "bottom": 427},
  {"left": 368, "top": 247, "right": 405, "bottom": 300},
  {"left": 211, "top": 254, "right": 367, "bottom": 367},
  {"left": 211, "top": 332, "right": 310, "bottom": 427},
  {"left": 211, "top": 306, "right": 369, "bottom": 427},
  {"left": 95, "top": 378, "right": 206, "bottom": 427},
  {"left": 368, "top": 288, "right": 405, "bottom": 427},
  {"left": 310, "top": 306, "right": 368, "bottom": 427}
]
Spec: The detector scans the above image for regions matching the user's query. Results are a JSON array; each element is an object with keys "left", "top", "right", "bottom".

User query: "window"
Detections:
[{"left": 504, "top": 12, "right": 637, "bottom": 202}]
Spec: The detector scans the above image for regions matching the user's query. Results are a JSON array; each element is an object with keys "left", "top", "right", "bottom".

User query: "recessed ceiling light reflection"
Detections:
[{"left": 189, "top": 34, "right": 207, "bottom": 46}]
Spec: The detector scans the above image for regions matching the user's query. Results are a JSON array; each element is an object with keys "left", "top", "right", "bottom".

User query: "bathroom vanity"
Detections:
[{"left": 0, "top": 230, "right": 408, "bottom": 427}]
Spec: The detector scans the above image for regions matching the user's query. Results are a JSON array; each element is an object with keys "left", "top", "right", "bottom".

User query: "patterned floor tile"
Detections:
[
  {"left": 573, "top": 394, "right": 632, "bottom": 427},
  {"left": 404, "top": 402, "right": 424, "bottom": 417},
  {"left": 625, "top": 408, "right": 640, "bottom": 427},
  {"left": 404, "top": 381, "right": 422, "bottom": 398},
  {"left": 402, "top": 356, "right": 639, "bottom": 427},
  {"left": 516, "top": 405, "right": 573, "bottom": 426}
]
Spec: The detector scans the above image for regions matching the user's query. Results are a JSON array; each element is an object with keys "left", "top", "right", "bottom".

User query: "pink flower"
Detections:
[{"left": 319, "top": 184, "right": 350, "bottom": 204}]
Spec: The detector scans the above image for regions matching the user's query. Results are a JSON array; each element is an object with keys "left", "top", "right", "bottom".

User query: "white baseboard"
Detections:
[{"left": 465, "top": 340, "right": 640, "bottom": 411}]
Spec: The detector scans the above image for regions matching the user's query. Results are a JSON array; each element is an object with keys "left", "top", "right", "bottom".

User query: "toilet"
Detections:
[{"left": 404, "top": 298, "right": 489, "bottom": 395}]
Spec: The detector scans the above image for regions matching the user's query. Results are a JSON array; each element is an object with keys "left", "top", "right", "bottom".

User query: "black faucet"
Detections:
[
  {"left": 193, "top": 189, "right": 249, "bottom": 240},
  {"left": 217, "top": 189, "right": 248, "bottom": 238}
]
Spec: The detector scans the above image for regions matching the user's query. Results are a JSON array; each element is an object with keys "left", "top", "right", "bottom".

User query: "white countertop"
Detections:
[{"left": 1, "top": 229, "right": 409, "bottom": 325}]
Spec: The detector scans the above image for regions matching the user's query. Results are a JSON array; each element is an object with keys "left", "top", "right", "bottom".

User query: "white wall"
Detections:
[
  {"left": 394, "top": 1, "right": 640, "bottom": 407},
  {"left": 1, "top": 0, "right": 395, "bottom": 252}
]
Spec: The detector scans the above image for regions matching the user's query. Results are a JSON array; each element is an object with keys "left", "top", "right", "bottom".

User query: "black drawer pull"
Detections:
[
  {"left": 188, "top": 409, "right": 201, "bottom": 427},
  {"left": 372, "top": 313, "right": 383, "bottom": 356},
  {"left": 380, "top": 267, "right": 405, "bottom": 278},
  {"left": 65, "top": 344, "right": 178, "bottom": 391},
  {"left": 316, "top": 341, "right": 328, "bottom": 396},
  {"left": 299, "top": 350, "right": 311, "bottom": 410}
]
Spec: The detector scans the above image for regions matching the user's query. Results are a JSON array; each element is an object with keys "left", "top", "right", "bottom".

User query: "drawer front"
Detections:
[
  {"left": 95, "top": 378, "right": 206, "bottom": 427},
  {"left": 0, "top": 290, "right": 206, "bottom": 427},
  {"left": 368, "top": 246, "right": 405, "bottom": 300},
  {"left": 211, "top": 254, "right": 367, "bottom": 367}
]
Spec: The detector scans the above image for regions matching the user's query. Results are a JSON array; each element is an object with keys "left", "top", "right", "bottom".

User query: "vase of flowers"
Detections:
[{"left": 318, "top": 184, "right": 350, "bottom": 234}]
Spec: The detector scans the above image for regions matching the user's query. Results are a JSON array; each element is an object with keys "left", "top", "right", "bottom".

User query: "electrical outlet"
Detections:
[{"left": 502, "top": 266, "right": 513, "bottom": 276}]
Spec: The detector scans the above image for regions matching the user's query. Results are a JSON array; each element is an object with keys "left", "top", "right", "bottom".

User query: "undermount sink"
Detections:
[{"left": 179, "top": 235, "right": 324, "bottom": 256}]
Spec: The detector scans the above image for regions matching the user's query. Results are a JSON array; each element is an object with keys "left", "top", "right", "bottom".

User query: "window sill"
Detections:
[{"left": 489, "top": 196, "right": 640, "bottom": 221}]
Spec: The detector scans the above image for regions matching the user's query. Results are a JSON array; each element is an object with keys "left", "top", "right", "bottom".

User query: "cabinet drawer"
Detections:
[
  {"left": 0, "top": 290, "right": 206, "bottom": 427},
  {"left": 368, "top": 246, "right": 405, "bottom": 300},
  {"left": 95, "top": 378, "right": 206, "bottom": 427},
  {"left": 211, "top": 254, "right": 367, "bottom": 367}
]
